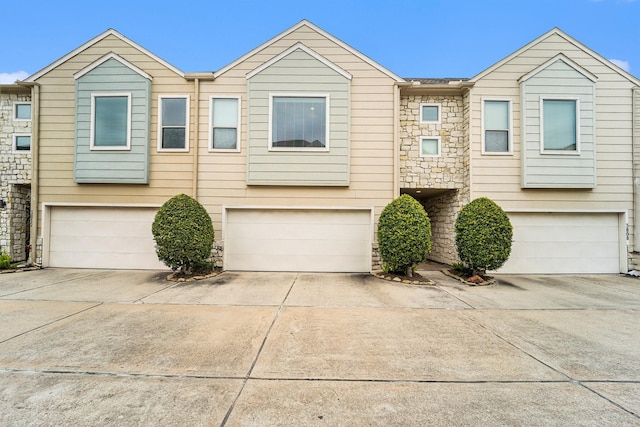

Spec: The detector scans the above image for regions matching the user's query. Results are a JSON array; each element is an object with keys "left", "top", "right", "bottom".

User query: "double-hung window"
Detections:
[
  {"left": 483, "top": 99, "right": 511, "bottom": 154},
  {"left": 210, "top": 96, "right": 240, "bottom": 151},
  {"left": 420, "top": 103, "right": 440, "bottom": 124},
  {"left": 90, "top": 93, "right": 131, "bottom": 150},
  {"left": 541, "top": 98, "right": 579, "bottom": 153},
  {"left": 158, "top": 96, "right": 189, "bottom": 151},
  {"left": 270, "top": 95, "right": 328, "bottom": 150}
]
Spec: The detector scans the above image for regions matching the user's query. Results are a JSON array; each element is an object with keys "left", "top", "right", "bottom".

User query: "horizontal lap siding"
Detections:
[
  {"left": 35, "top": 35, "right": 196, "bottom": 245},
  {"left": 37, "top": 35, "right": 194, "bottom": 196},
  {"left": 469, "top": 33, "right": 635, "bottom": 246},
  {"left": 197, "top": 25, "right": 396, "bottom": 237},
  {"left": 75, "top": 59, "right": 151, "bottom": 184}
]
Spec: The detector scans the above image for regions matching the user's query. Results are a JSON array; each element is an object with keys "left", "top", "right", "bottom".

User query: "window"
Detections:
[
  {"left": 210, "top": 96, "right": 240, "bottom": 151},
  {"left": 14, "top": 103, "right": 31, "bottom": 121},
  {"left": 483, "top": 99, "right": 511, "bottom": 154},
  {"left": 13, "top": 134, "right": 31, "bottom": 152},
  {"left": 420, "top": 103, "right": 440, "bottom": 124},
  {"left": 542, "top": 99, "right": 579, "bottom": 153},
  {"left": 420, "top": 136, "right": 441, "bottom": 157},
  {"left": 270, "top": 95, "right": 328, "bottom": 150},
  {"left": 158, "top": 96, "right": 189, "bottom": 151},
  {"left": 90, "top": 93, "right": 131, "bottom": 150}
]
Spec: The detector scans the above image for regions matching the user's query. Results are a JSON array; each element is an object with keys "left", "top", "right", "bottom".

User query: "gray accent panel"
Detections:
[
  {"left": 74, "top": 58, "right": 151, "bottom": 184},
  {"left": 521, "top": 59, "right": 596, "bottom": 189},
  {"left": 247, "top": 48, "right": 350, "bottom": 186}
]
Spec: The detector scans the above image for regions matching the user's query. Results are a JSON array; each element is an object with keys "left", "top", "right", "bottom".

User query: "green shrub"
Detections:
[
  {"left": 0, "top": 251, "right": 11, "bottom": 269},
  {"left": 378, "top": 194, "right": 432, "bottom": 276},
  {"left": 455, "top": 197, "right": 513, "bottom": 275},
  {"left": 152, "top": 194, "right": 215, "bottom": 273}
]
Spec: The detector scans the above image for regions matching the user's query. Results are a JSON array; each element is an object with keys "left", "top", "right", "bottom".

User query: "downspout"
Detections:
[
  {"left": 393, "top": 83, "right": 400, "bottom": 198},
  {"left": 20, "top": 82, "right": 40, "bottom": 266},
  {"left": 192, "top": 78, "right": 200, "bottom": 199},
  {"left": 633, "top": 87, "right": 640, "bottom": 253},
  {"left": 394, "top": 82, "right": 412, "bottom": 198}
]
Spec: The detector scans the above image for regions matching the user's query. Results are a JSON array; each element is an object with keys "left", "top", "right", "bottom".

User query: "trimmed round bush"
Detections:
[
  {"left": 152, "top": 194, "right": 214, "bottom": 273},
  {"left": 455, "top": 197, "right": 513, "bottom": 274},
  {"left": 378, "top": 194, "right": 432, "bottom": 276}
]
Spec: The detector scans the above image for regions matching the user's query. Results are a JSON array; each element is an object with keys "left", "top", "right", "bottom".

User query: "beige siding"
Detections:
[
  {"left": 469, "top": 32, "right": 636, "bottom": 245},
  {"left": 197, "top": 25, "right": 397, "bottom": 238},
  {"left": 35, "top": 35, "right": 195, "bottom": 241}
]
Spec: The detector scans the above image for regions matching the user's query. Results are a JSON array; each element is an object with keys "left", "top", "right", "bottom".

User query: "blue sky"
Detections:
[{"left": 1, "top": 0, "right": 638, "bottom": 83}]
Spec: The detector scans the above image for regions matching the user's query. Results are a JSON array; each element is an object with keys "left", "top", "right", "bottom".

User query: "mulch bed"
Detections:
[
  {"left": 166, "top": 269, "right": 222, "bottom": 282},
  {"left": 372, "top": 271, "right": 435, "bottom": 286},
  {"left": 441, "top": 269, "right": 495, "bottom": 286}
]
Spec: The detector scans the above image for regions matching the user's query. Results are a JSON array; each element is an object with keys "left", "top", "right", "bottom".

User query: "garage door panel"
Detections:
[
  {"left": 227, "top": 238, "right": 369, "bottom": 257},
  {"left": 516, "top": 225, "right": 618, "bottom": 242},
  {"left": 225, "top": 209, "right": 372, "bottom": 272},
  {"left": 228, "top": 223, "right": 371, "bottom": 241},
  {"left": 227, "top": 253, "right": 370, "bottom": 273},
  {"left": 497, "top": 213, "right": 622, "bottom": 274},
  {"left": 48, "top": 207, "right": 165, "bottom": 270}
]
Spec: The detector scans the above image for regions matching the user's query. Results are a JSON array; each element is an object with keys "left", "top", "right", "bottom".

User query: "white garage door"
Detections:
[
  {"left": 48, "top": 207, "right": 165, "bottom": 270},
  {"left": 224, "top": 208, "right": 372, "bottom": 272},
  {"left": 497, "top": 212, "right": 623, "bottom": 274}
]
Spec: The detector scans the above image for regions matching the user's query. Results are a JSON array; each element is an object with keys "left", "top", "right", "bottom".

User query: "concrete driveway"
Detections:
[{"left": 0, "top": 268, "right": 638, "bottom": 426}]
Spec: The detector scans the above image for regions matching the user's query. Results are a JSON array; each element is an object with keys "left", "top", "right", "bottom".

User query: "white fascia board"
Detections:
[
  {"left": 24, "top": 29, "right": 184, "bottom": 82},
  {"left": 519, "top": 53, "right": 598, "bottom": 83},
  {"left": 470, "top": 27, "right": 640, "bottom": 86},
  {"left": 246, "top": 42, "right": 352, "bottom": 80},
  {"left": 74, "top": 52, "right": 153, "bottom": 80},
  {"left": 215, "top": 19, "right": 404, "bottom": 82}
]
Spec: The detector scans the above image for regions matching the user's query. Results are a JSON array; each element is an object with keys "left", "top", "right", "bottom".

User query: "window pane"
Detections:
[
  {"left": 162, "top": 128, "right": 185, "bottom": 149},
  {"left": 421, "top": 138, "right": 439, "bottom": 156},
  {"left": 16, "top": 135, "right": 31, "bottom": 151},
  {"left": 213, "top": 128, "right": 237, "bottom": 149},
  {"left": 485, "top": 130, "right": 509, "bottom": 152},
  {"left": 421, "top": 105, "right": 438, "bottom": 122},
  {"left": 162, "top": 98, "right": 186, "bottom": 127},
  {"left": 15, "top": 104, "right": 31, "bottom": 120},
  {"left": 212, "top": 98, "right": 238, "bottom": 127},
  {"left": 544, "top": 100, "right": 577, "bottom": 151},
  {"left": 484, "top": 100, "right": 508, "bottom": 130},
  {"left": 272, "top": 97, "right": 326, "bottom": 148},
  {"left": 94, "top": 96, "right": 128, "bottom": 147}
]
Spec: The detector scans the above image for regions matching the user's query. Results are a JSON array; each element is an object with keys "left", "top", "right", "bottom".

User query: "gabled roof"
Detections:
[
  {"left": 73, "top": 52, "right": 153, "bottom": 81},
  {"left": 470, "top": 27, "right": 640, "bottom": 86},
  {"left": 519, "top": 53, "right": 597, "bottom": 83},
  {"left": 246, "top": 42, "right": 352, "bottom": 80},
  {"left": 23, "top": 29, "right": 183, "bottom": 82},
  {"left": 215, "top": 19, "right": 404, "bottom": 82}
]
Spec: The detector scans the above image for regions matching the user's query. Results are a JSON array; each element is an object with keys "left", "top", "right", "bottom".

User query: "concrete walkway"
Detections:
[{"left": 0, "top": 268, "right": 639, "bottom": 426}]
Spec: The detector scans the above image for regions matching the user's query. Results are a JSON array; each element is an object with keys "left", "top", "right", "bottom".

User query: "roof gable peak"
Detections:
[
  {"left": 246, "top": 42, "right": 352, "bottom": 80},
  {"left": 24, "top": 28, "right": 183, "bottom": 82}
]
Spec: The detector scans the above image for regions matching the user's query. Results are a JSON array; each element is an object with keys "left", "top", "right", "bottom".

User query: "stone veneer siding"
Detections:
[
  {"left": 0, "top": 92, "right": 32, "bottom": 262},
  {"left": 400, "top": 95, "right": 465, "bottom": 189},
  {"left": 399, "top": 94, "right": 470, "bottom": 265}
]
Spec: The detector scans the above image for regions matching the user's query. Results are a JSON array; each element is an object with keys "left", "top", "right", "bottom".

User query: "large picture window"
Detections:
[
  {"left": 91, "top": 93, "right": 131, "bottom": 150},
  {"left": 483, "top": 99, "right": 511, "bottom": 154},
  {"left": 542, "top": 99, "right": 579, "bottom": 153},
  {"left": 159, "top": 96, "right": 188, "bottom": 151},
  {"left": 270, "top": 95, "right": 328, "bottom": 150},
  {"left": 210, "top": 96, "right": 240, "bottom": 151}
]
